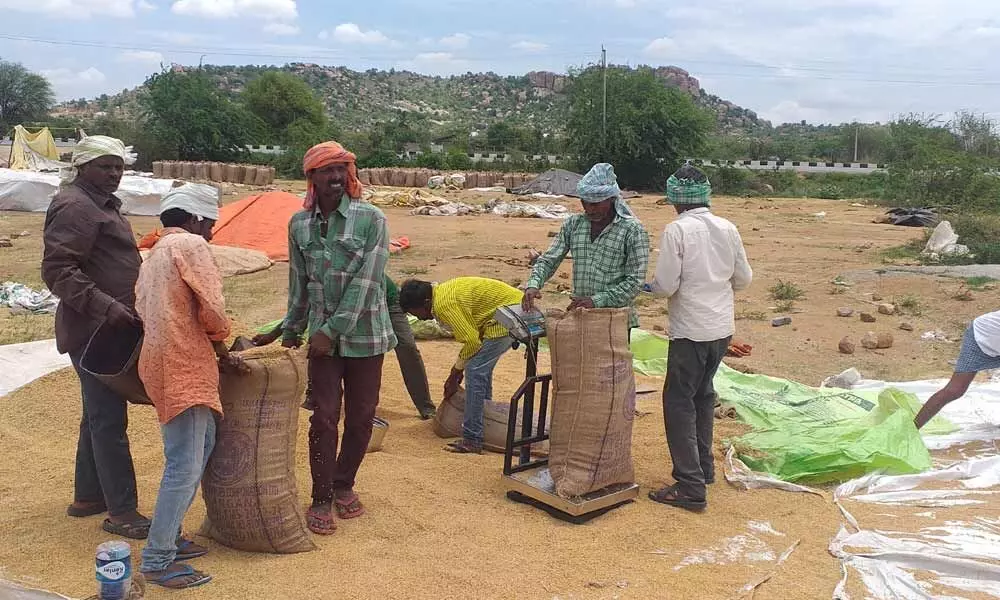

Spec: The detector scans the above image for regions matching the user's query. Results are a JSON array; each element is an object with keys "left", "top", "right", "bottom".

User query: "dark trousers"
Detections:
[
  {"left": 308, "top": 353, "right": 384, "bottom": 503},
  {"left": 388, "top": 302, "right": 435, "bottom": 413},
  {"left": 69, "top": 353, "right": 139, "bottom": 517},
  {"left": 663, "top": 336, "right": 731, "bottom": 500}
]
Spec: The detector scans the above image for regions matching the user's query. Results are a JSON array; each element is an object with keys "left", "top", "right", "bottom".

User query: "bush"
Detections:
[{"left": 949, "top": 212, "right": 1000, "bottom": 264}]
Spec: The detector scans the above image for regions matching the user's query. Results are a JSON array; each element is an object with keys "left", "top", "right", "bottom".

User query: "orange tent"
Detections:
[
  {"left": 138, "top": 190, "right": 410, "bottom": 262},
  {"left": 211, "top": 191, "right": 303, "bottom": 261}
]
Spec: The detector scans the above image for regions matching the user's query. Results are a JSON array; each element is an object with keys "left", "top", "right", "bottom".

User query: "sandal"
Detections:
[
  {"left": 648, "top": 485, "right": 707, "bottom": 512},
  {"left": 102, "top": 517, "right": 151, "bottom": 540},
  {"left": 334, "top": 494, "right": 365, "bottom": 519},
  {"left": 306, "top": 505, "right": 337, "bottom": 535},
  {"left": 445, "top": 439, "right": 483, "bottom": 454},
  {"left": 67, "top": 501, "right": 106, "bottom": 518},
  {"left": 175, "top": 537, "right": 209, "bottom": 561},
  {"left": 145, "top": 563, "right": 212, "bottom": 589}
]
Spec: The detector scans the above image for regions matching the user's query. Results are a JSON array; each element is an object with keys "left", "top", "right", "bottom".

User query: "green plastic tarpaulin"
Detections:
[{"left": 714, "top": 365, "right": 955, "bottom": 484}]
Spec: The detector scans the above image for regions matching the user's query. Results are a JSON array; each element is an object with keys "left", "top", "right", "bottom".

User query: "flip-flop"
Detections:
[
  {"left": 334, "top": 494, "right": 366, "bottom": 519},
  {"left": 145, "top": 563, "right": 212, "bottom": 589},
  {"left": 102, "top": 517, "right": 151, "bottom": 540},
  {"left": 67, "top": 501, "right": 106, "bottom": 517},
  {"left": 648, "top": 485, "right": 707, "bottom": 512},
  {"left": 175, "top": 538, "right": 209, "bottom": 561},
  {"left": 306, "top": 507, "right": 337, "bottom": 535}
]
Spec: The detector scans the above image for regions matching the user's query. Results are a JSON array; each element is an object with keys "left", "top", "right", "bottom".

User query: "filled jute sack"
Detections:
[
  {"left": 199, "top": 347, "right": 316, "bottom": 553},
  {"left": 547, "top": 308, "right": 636, "bottom": 497},
  {"left": 433, "top": 387, "right": 548, "bottom": 454}
]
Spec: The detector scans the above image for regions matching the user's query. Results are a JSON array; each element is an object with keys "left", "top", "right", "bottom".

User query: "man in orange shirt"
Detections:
[{"left": 134, "top": 183, "right": 245, "bottom": 589}]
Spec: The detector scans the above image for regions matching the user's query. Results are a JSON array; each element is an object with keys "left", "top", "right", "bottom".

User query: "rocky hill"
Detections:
[{"left": 56, "top": 63, "right": 767, "bottom": 136}]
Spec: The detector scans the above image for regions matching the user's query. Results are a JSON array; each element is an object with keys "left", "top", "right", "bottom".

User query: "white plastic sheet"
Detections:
[
  {"left": 0, "top": 168, "right": 176, "bottom": 216},
  {"left": 0, "top": 339, "right": 70, "bottom": 397}
]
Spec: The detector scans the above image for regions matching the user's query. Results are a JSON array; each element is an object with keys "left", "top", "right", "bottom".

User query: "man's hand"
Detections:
[
  {"left": 106, "top": 301, "right": 141, "bottom": 329},
  {"left": 219, "top": 353, "right": 251, "bottom": 375},
  {"left": 567, "top": 296, "right": 595, "bottom": 310},
  {"left": 307, "top": 331, "right": 333, "bottom": 358},
  {"left": 443, "top": 367, "right": 464, "bottom": 400},
  {"left": 522, "top": 287, "right": 541, "bottom": 312},
  {"left": 252, "top": 326, "right": 282, "bottom": 347},
  {"left": 281, "top": 336, "right": 303, "bottom": 349}
]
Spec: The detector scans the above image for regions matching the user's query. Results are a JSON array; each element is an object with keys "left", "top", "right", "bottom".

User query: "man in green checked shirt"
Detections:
[
  {"left": 522, "top": 163, "right": 649, "bottom": 335},
  {"left": 280, "top": 141, "right": 396, "bottom": 535}
]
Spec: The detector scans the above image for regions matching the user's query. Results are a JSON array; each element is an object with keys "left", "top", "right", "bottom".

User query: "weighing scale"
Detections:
[{"left": 494, "top": 305, "right": 640, "bottom": 524}]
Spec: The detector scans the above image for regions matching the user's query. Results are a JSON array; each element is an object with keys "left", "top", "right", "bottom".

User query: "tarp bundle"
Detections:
[
  {"left": 7, "top": 125, "right": 63, "bottom": 171},
  {"left": 510, "top": 169, "right": 583, "bottom": 197},
  {"left": 881, "top": 207, "right": 939, "bottom": 227},
  {"left": 716, "top": 367, "right": 953, "bottom": 484}
]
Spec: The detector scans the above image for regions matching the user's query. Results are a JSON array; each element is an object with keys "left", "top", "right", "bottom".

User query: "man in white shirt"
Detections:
[
  {"left": 914, "top": 310, "right": 1000, "bottom": 429},
  {"left": 647, "top": 164, "right": 752, "bottom": 512}
]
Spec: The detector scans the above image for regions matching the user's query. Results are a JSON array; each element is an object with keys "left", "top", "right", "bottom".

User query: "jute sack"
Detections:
[
  {"left": 547, "top": 308, "right": 636, "bottom": 497},
  {"left": 199, "top": 348, "right": 316, "bottom": 553},
  {"left": 433, "top": 387, "right": 548, "bottom": 454}
]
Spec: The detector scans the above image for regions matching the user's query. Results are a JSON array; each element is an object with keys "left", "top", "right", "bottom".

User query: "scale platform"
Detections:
[{"left": 502, "top": 466, "right": 639, "bottom": 524}]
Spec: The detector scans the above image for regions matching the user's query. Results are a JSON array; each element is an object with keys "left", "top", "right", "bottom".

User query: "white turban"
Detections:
[
  {"left": 159, "top": 183, "right": 220, "bottom": 221},
  {"left": 60, "top": 135, "right": 138, "bottom": 184}
]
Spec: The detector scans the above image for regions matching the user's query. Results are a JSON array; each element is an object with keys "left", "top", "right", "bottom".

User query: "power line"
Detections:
[{"left": 4, "top": 32, "right": 1000, "bottom": 88}]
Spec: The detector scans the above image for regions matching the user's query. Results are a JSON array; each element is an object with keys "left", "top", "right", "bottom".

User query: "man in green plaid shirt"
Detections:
[
  {"left": 523, "top": 163, "right": 649, "bottom": 330},
  {"left": 280, "top": 141, "right": 396, "bottom": 535}
]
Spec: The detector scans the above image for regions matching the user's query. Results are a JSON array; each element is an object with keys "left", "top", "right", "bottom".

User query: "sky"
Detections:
[{"left": 3, "top": 0, "right": 1000, "bottom": 125}]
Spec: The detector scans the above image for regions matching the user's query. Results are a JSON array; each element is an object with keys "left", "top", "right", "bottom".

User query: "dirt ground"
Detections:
[{"left": 0, "top": 185, "right": 997, "bottom": 599}]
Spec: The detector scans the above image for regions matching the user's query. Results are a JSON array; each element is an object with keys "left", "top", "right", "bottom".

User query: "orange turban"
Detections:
[{"left": 302, "top": 141, "right": 363, "bottom": 209}]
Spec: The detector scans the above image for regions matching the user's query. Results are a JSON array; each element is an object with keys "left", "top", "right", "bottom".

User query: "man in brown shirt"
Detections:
[{"left": 42, "top": 135, "right": 150, "bottom": 539}]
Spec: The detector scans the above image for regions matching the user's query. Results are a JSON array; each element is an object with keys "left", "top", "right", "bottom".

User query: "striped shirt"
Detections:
[
  {"left": 526, "top": 213, "right": 649, "bottom": 327},
  {"left": 432, "top": 277, "right": 524, "bottom": 370},
  {"left": 283, "top": 195, "right": 397, "bottom": 358}
]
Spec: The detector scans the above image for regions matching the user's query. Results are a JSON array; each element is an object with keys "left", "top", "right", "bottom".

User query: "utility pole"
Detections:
[
  {"left": 854, "top": 125, "right": 859, "bottom": 162},
  {"left": 601, "top": 45, "right": 607, "bottom": 159}
]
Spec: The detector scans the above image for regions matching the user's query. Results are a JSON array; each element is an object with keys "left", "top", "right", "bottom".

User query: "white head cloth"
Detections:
[
  {"left": 159, "top": 183, "right": 220, "bottom": 221},
  {"left": 59, "top": 135, "right": 138, "bottom": 184}
]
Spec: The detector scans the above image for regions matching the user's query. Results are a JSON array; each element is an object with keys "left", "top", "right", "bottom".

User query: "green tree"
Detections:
[
  {"left": 0, "top": 61, "right": 55, "bottom": 134},
  {"left": 141, "top": 69, "right": 255, "bottom": 161},
  {"left": 242, "top": 72, "right": 327, "bottom": 144},
  {"left": 486, "top": 121, "right": 518, "bottom": 150},
  {"left": 566, "top": 66, "right": 714, "bottom": 189}
]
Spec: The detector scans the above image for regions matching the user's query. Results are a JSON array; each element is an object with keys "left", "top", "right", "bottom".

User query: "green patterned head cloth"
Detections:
[{"left": 665, "top": 164, "right": 712, "bottom": 206}]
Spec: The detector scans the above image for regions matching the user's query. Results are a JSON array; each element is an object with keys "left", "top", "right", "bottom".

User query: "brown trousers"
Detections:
[{"left": 307, "top": 353, "right": 385, "bottom": 503}]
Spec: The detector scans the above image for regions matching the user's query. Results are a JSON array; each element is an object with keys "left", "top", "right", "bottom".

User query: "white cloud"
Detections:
[
  {"left": 324, "top": 23, "right": 390, "bottom": 45},
  {"left": 511, "top": 41, "right": 547, "bottom": 53},
  {"left": 137, "top": 0, "right": 155, "bottom": 10},
  {"left": 398, "top": 52, "right": 472, "bottom": 75},
  {"left": 170, "top": 0, "right": 296, "bottom": 21},
  {"left": 0, "top": 0, "right": 136, "bottom": 18},
  {"left": 263, "top": 22, "right": 299, "bottom": 35},
  {"left": 439, "top": 33, "right": 471, "bottom": 49},
  {"left": 118, "top": 50, "right": 164, "bottom": 64},
  {"left": 643, "top": 37, "right": 678, "bottom": 59},
  {"left": 41, "top": 67, "right": 109, "bottom": 99}
]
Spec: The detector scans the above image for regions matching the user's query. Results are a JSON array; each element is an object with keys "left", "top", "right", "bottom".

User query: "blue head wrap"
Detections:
[{"left": 576, "top": 163, "right": 635, "bottom": 219}]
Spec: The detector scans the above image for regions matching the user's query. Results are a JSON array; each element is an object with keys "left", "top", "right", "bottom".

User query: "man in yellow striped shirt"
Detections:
[{"left": 399, "top": 277, "right": 523, "bottom": 454}]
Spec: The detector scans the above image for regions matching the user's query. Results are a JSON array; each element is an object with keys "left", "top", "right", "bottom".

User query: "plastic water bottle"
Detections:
[{"left": 95, "top": 540, "right": 132, "bottom": 600}]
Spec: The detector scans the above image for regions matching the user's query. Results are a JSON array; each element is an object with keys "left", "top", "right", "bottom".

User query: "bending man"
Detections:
[
  {"left": 399, "top": 277, "right": 523, "bottom": 454},
  {"left": 914, "top": 309, "right": 1000, "bottom": 429},
  {"left": 135, "top": 183, "right": 245, "bottom": 589}
]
